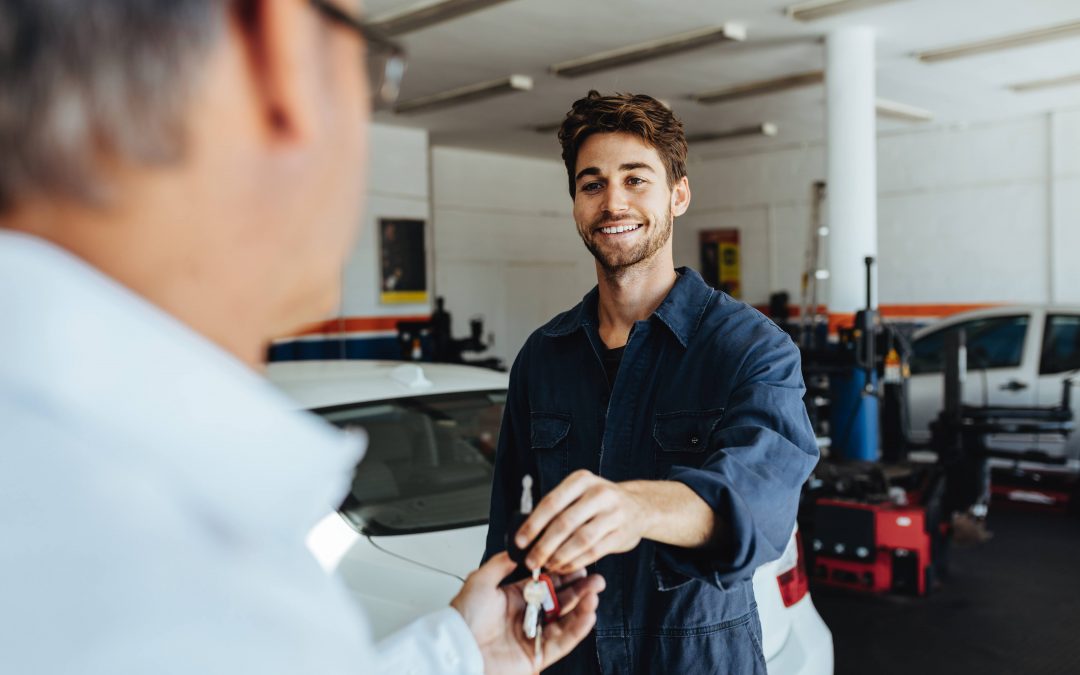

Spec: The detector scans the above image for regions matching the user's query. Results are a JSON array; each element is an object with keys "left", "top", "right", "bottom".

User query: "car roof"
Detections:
[
  {"left": 911, "top": 304, "right": 1080, "bottom": 339},
  {"left": 267, "top": 360, "right": 509, "bottom": 409}
]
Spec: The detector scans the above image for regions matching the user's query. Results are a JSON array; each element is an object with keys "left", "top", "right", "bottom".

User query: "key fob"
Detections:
[
  {"left": 506, "top": 509, "right": 534, "bottom": 564},
  {"left": 536, "top": 573, "right": 560, "bottom": 623}
]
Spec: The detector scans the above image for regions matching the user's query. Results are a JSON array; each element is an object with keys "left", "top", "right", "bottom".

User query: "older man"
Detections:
[{"left": 0, "top": 1, "right": 602, "bottom": 673}]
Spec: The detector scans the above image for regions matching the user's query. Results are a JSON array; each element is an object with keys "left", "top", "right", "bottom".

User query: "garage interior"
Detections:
[
  {"left": 272, "top": 0, "right": 1080, "bottom": 367},
  {"left": 261, "top": 0, "right": 1080, "bottom": 669},
  {"left": 8, "top": 0, "right": 1079, "bottom": 673},
  {"left": 262, "top": 1, "right": 1080, "bottom": 672}
]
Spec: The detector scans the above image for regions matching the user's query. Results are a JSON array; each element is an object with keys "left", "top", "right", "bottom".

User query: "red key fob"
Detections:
[{"left": 536, "top": 572, "right": 560, "bottom": 623}]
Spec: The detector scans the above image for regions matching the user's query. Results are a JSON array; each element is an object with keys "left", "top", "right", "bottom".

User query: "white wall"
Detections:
[
  {"left": 681, "top": 110, "right": 1080, "bottom": 308},
  {"left": 431, "top": 147, "right": 596, "bottom": 366},
  {"left": 340, "top": 123, "right": 432, "bottom": 319},
  {"left": 1051, "top": 109, "right": 1080, "bottom": 306},
  {"left": 421, "top": 110, "right": 1080, "bottom": 364}
]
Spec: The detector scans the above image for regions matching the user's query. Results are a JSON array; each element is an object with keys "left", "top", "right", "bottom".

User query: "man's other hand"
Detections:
[
  {"left": 450, "top": 552, "right": 605, "bottom": 674},
  {"left": 514, "top": 470, "right": 652, "bottom": 575}
]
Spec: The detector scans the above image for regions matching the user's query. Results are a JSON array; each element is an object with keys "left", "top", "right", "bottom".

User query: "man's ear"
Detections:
[
  {"left": 671, "top": 176, "right": 691, "bottom": 217},
  {"left": 230, "top": 0, "right": 320, "bottom": 142}
]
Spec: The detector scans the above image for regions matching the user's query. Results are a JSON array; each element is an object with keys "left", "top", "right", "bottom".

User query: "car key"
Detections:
[
  {"left": 522, "top": 568, "right": 561, "bottom": 668},
  {"left": 522, "top": 569, "right": 560, "bottom": 636},
  {"left": 522, "top": 569, "right": 544, "bottom": 658}
]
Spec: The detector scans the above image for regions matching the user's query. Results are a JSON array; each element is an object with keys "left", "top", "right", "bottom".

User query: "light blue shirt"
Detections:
[{"left": 0, "top": 231, "right": 483, "bottom": 674}]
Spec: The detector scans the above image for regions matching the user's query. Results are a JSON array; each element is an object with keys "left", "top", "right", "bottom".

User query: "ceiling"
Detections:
[{"left": 364, "top": 0, "right": 1080, "bottom": 160}]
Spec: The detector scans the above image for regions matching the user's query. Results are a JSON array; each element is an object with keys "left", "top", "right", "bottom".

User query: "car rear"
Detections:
[{"left": 752, "top": 528, "right": 834, "bottom": 675}]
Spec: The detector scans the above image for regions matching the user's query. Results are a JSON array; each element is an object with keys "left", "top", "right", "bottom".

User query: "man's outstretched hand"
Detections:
[
  {"left": 450, "top": 552, "right": 605, "bottom": 675},
  {"left": 513, "top": 470, "right": 719, "bottom": 576}
]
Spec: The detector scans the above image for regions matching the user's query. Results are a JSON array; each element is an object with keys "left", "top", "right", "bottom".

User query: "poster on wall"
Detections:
[
  {"left": 379, "top": 218, "right": 428, "bottom": 304},
  {"left": 698, "top": 229, "right": 741, "bottom": 298}
]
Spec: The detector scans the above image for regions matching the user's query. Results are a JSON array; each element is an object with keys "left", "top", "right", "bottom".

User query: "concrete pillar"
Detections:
[{"left": 825, "top": 27, "right": 878, "bottom": 316}]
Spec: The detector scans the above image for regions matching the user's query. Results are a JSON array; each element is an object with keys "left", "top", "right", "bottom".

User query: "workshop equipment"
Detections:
[
  {"left": 828, "top": 257, "right": 881, "bottom": 461},
  {"left": 396, "top": 296, "right": 505, "bottom": 370},
  {"left": 811, "top": 498, "right": 933, "bottom": 596},
  {"left": 930, "top": 334, "right": 1077, "bottom": 514},
  {"left": 802, "top": 458, "right": 944, "bottom": 597},
  {"left": 799, "top": 181, "right": 829, "bottom": 350}
]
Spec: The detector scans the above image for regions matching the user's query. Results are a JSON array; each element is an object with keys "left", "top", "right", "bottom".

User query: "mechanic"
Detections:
[
  {"left": 0, "top": 2, "right": 603, "bottom": 673},
  {"left": 483, "top": 91, "right": 820, "bottom": 673}
]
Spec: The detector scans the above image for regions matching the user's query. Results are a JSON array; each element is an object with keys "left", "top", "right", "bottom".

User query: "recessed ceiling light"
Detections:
[
  {"left": 915, "top": 20, "right": 1080, "bottom": 63},
  {"left": 367, "top": 0, "right": 516, "bottom": 36},
  {"left": 395, "top": 75, "right": 533, "bottom": 114},
  {"left": 786, "top": 0, "right": 907, "bottom": 22},
  {"left": 550, "top": 24, "right": 746, "bottom": 78}
]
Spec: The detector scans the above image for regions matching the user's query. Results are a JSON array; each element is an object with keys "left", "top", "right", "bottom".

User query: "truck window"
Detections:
[
  {"left": 910, "top": 315, "right": 1029, "bottom": 375},
  {"left": 1040, "top": 314, "right": 1080, "bottom": 375}
]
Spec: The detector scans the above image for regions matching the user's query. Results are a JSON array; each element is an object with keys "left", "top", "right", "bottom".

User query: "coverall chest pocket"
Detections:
[
  {"left": 530, "top": 412, "right": 571, "bottom": 494},
  {"left": 652, "top": 408, "right": 724, "bottom": 478}
]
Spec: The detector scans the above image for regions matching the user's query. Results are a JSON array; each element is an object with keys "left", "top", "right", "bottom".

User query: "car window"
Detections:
[
  {"left": 314, "top": 390, "right": 505, "bottom": 535},
  {"left": 910, "top": 315, "right": 1029, "bottom": 374},
  {"left": 1040, "top": 314, "right": 1080, "bottom": 375}
]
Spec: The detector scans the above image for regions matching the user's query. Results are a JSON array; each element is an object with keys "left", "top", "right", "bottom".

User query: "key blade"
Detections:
[{"left": 534, "top": 623, "right": 542, "bottom": 669}]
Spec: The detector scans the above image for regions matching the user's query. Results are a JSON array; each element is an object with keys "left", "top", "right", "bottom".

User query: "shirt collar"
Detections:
[
  {"left": 0, "top": 230, "right": 363, "bottom": 539},
  {"left": 541, "top": 266, "right": 715, "bottom": 348}
]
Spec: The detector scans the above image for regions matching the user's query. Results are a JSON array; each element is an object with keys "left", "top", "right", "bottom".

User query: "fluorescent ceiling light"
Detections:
[
  {"left": 786, "top": 0, "right": 906, "bottom": 22},
  {"left": 687, "top": 123, "right": 778, "bottom": 144},
  {"left": 532, "top": 122, "right": 562, "bottom": 135},
  {"left": 531, "top": 99, "right": 676, "bottom": 135},
  {"left": 1009, "top": 72, "right": 1080, "bottom": 93},
  {"left": 875, "top": 98, "right": 933, "bottom": 123},
  {"left": 550, "top": 24, "right": 746, "bottom": 78},
  {"left": 367, "top": 0, "right": 515, "bottom": 36},
  {"left": 395, "top": 75, "right": 532, "bottom": 114},
  {"left": 915, "top": 20, "right": 1080, "bottom": 63},
  {"left": 691, "top": 70, "right": 823, "bottom": 105}
]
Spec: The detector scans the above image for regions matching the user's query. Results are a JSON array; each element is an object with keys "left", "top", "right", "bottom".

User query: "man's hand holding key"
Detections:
[
  {"left": 451, "top": 474, "right": 605, "bottom": 673},
  {"left": 451, "top": 553, "right": 605, "bottom": 674}
]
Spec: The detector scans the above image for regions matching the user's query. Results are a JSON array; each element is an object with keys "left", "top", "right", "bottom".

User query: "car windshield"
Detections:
[{"left": 314, "top": 390, "right": 505, "bottom": 535}]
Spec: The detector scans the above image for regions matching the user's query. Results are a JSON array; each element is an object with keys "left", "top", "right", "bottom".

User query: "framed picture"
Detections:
[
  {"left": 699, "top": 229, "right": 741, "bottom": 298},
  {"left": 379, "top": 218, "right": 428, "bottom": 304}
]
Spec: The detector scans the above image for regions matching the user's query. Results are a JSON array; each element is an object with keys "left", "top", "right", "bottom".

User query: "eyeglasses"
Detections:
[{"left": 309, "top": 0, "right": 407, "bottom": 110}]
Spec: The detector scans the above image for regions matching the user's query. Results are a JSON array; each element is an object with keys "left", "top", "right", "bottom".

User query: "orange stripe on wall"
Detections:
[
  {"left": 284, "top": 315, "right": 432, "bottom": 338},
  {"left": 754, "top": 303, "right": 999, "bottom": 320},
  {"left": 751, "top": 303, "right": 1001, "bottom": 334},
  {"left": 284, "top": 304, "right": 999, "bottom": 341},
  {"left": 876, "top": 303, "right": 999, "bottom": 318},
  {"left": 826, "top": 303, "right": 1000, "bottom": 333}
]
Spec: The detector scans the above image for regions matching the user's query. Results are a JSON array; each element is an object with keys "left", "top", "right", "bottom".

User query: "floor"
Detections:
[{"left": 812, "top": 508, "right": 1080, "bottom": 675}]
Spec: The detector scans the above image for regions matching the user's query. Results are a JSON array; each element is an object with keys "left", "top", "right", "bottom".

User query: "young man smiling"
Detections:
[{"left": 484, "top": 91, "right": 820, "bottom": 673}]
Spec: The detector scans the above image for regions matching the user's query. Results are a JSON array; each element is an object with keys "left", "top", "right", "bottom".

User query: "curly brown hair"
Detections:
[{"left": 557, "top": 90, "right": 688, "bottom": 199}]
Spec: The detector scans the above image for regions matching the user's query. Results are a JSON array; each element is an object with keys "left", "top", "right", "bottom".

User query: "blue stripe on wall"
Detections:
[{"left": 268, "top": 335, "right": 408, "bottom": 362}]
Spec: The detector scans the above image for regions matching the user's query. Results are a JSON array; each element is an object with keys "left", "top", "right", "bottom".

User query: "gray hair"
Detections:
[{"left": 0, "top": 1, "right": 226, "bottom": 213}]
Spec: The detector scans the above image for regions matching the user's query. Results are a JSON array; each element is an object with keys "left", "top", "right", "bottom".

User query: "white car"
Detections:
[
  {"left": 268, "top": 360, "right": 833, "bottom": 675},
  {"left": 905, "top": 305, "right": 1080, "bottom": 470}
]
